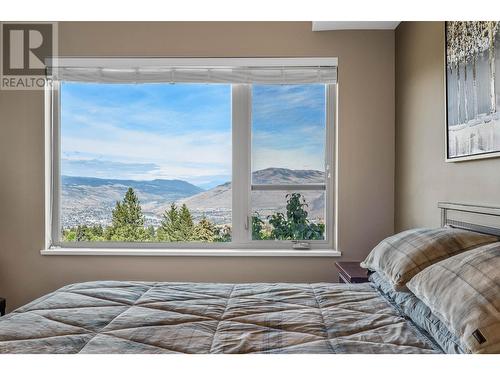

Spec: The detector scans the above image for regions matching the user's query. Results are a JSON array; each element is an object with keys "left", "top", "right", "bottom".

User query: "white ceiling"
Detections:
[{"left": 312, "top": 21, "right": 400, "bottom": 31}]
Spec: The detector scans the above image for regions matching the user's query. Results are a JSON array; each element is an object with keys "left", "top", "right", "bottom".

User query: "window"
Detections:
[
  {"left": 251, "top": 84, "right": 328, "bottom": 242},
  {"left": 45, "top": 58, "right": 337, "bottom": 251},
  {"left": 59, "top": 82, "right": 232, "bottom": 243}
]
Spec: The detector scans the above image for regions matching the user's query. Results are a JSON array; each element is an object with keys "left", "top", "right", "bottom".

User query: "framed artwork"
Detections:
[{"left": 446, "top": 21, "right": 500, "bottom": 161}]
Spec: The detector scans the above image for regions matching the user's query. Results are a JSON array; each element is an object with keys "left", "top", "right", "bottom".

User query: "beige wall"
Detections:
[
  {"left": 395, "top": 22, "right": 500, "bottom": 230},
  {"left": 0, "top": 22, "right": 395, "bottom": 311}
]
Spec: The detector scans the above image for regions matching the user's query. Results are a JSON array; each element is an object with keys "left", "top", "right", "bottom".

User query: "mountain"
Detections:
[
  {"left": 61, "top": 176, "right": 203, "bottom": 228},
  {"left": 251, "top": 168, "right": 324, "bottom": 184},
  {"left": 171, "top": 168, "right": 326, "bottom": 224},
  {"left": 62, "top": 176, "right": 203, "bottom": 197},
  {"left": 61, "top": 168, "right": 326, "bottom": 228}
]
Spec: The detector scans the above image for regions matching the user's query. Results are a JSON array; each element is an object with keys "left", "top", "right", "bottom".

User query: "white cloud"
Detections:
[
  {"left": 252, "top": 146, "right": 325, "bottom": 172},
  {"left": 60, "top": 83, "right": 325, "bottom": 182},
  {"left": 252, "top": 85, "right": 324, "bottom": 117},
  {"left": 63, "top": 117, "right": 231, "bottom": 166},
  {"left": 62, "top": 85, "right": 230, "bottom": 136}
]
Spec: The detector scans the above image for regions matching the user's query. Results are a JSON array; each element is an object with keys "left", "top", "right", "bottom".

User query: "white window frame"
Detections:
[{"left": 42, "top": 58, "right": 338, "bottom": 256}]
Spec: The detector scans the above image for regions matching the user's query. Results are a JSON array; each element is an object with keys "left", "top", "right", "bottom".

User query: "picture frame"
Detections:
[{"left": 445, "top": 21, "right": 500, "bottom": 162}]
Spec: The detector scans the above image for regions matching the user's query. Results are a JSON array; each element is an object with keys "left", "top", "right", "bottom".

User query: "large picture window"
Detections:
[
  {"left": 45, "top": 58, "right": 337, "bottom": 251},
  {"left": 60, "top": 82, "right": 232, "bottom": 243}
]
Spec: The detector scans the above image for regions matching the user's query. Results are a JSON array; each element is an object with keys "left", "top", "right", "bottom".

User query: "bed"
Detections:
[
  {"left": 1, "top": 202, "right": 499, "bottom": 354},
  {"left": 0, "top": 281, "right": 441, "bottom": 354}
]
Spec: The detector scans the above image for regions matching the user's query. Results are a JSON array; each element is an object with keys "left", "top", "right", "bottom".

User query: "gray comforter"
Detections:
[{"left": 0, "top": 281, "right": 441, "bottom": 354}]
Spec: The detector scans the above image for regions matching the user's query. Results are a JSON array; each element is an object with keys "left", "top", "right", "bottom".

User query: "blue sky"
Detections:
[
  {"left": 251, "top": 84, "right": 325, "bottom": 173},
  {"left": 61, "top": 82, "right": 325, "bottom": 189}
]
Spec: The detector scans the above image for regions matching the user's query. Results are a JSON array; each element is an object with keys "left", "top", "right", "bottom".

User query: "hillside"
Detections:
[
  {"left": 172, "top": 168, "right": 326, "bottom": 223},
  {"left": 251, "top": 168, "right": 324, "bottom": 184},
  {"left": 62, "top": 168, "right": 326, "bottom": 228},
  {"left": 62, "top": 176, "right": 203, "bottom": 197},
  {"left": 61, "top": 176, "right": 203, "bottom": 228}
]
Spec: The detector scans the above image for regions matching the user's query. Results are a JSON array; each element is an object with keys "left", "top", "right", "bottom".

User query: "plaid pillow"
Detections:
[
  {"left": 370, "top": 272, "right": 464, "bottom": 353},
  {"left": 407, "top": 242, "right": 500, "bottom": 353},
  {"left": 361, "top": 227, "right": 497, "bottom": 289}
]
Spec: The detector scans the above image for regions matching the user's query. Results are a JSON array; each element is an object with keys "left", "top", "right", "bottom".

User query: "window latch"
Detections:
[{"left": 292, "top": 241, "right": 311, "bottom": 250}]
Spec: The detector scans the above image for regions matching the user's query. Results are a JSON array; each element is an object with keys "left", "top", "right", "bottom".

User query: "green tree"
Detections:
[
  {"left": 63, "top": 224, "right": 105, "bottom": 242},
  {"left": 254, "top": 193, "right": 325, "bottom": 241},
  {"left": 105, "top": 188, "right": 150, "bottom": 241},
  {"left": 214, "top": 224, "right": 232, "bottom": 242},
  {"left": 158, "top": 203, "right": 199, "bottom": 241},
  {"left": 194, "top": 216, "right": 216, "bottom": 242},
  {"left": 75, "top": 225, "right": 88, "bottom": 241},
  {"left": 251, "top": 213, "right": 265, "bottom": 240},
  {"left": 62, "top": 228, "right": 77, "bottom": 242},
  {"left": 268, "top": 212, "right": 291, "bottom": 239},
  {"left": 179, "top": 204, "right": 195, "bottom": 240},
  {"left": 147, "top": 225, "right": 155, "bottom": 239},
  {"left": 157, "top": 203, "right": 181, "bottom": 241},
  {"left": 112, "top": 188, "right": 144, "bottom": 227},
  {"left": 91, "top": 224, "right": 104, "bottom": 238}
]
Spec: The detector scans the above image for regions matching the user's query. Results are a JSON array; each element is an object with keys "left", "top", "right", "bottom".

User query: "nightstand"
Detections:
[
  {"left": 0, "top": 297, "right": 5, "bottom": 316},
  {"left": 334, "top": 261, "right": 370, "bottom": 284}
]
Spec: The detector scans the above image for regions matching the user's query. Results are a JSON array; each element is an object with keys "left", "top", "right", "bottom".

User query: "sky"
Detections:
[{"left": 61, "top": 82, "right": 326, "bottom": 189}]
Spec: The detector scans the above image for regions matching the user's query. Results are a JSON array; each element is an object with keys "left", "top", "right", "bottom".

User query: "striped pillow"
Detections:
[
  {"left": 360, "top": 228, "right": 497, "bottom": 289},
  {"left": 370, "top": 272, "right": 464, "bottom": 353},
  {"left": 407, "top": 242, "right": 500, "bottom": 354}
]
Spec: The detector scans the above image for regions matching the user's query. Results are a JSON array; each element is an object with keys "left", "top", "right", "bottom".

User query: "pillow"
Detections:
[
  {"left": 407, "top": 242, "right": 500, "bottom": 354},
  {"left": 361, "top": 227, "right": 497, "bottom": 289},
  {"left": 370, "top": 272, "right": 464, "bottom": 354}
]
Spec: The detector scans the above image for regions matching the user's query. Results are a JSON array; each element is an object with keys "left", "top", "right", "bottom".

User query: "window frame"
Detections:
[{"left": 44, "top": 58, "right": 337, "bottom": 252}]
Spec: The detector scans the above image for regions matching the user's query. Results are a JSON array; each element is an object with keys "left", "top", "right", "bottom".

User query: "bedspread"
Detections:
[{"left": 0, "top": 281, "right": 440, "bottom": 354}]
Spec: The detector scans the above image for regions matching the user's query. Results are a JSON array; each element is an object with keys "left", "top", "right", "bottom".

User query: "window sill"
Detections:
[{"left": 40, "top": 248, "right": 341, "bottom": 257}]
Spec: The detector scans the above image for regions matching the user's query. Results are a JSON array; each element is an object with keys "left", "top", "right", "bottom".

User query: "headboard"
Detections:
[{"left": 438, "top": 202, "right": 500, "bottom": 237}]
